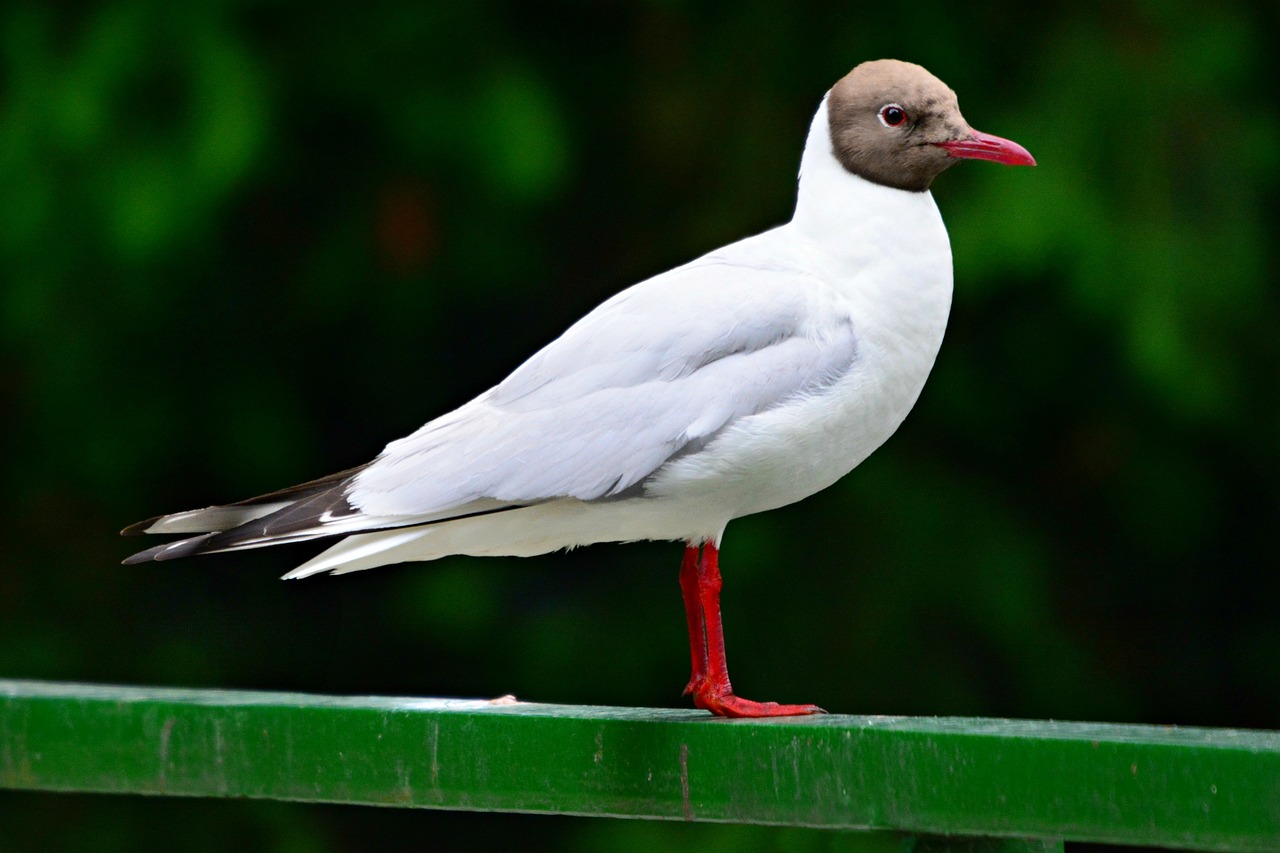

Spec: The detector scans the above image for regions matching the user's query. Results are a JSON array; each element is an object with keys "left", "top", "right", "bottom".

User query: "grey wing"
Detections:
[{"left": 349, "top": 263, "right": 858, "bottom": 517}]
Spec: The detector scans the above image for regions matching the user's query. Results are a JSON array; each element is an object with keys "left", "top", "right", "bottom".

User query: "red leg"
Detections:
[
  {"left": 686, "top": 541, "right": 825, "bottom": 718},
  {"left": 679, "top": 543, "right": 708, "bottom": 696}
]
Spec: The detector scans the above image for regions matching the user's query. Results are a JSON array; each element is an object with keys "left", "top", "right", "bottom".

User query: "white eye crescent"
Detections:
[{"left": 878, "top": 104, "right": 908, "bottom": 128}]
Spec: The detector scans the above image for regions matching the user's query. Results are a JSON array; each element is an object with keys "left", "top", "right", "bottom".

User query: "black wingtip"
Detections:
[
  {"left": 120, "top": 517, "right": 159, "bottom": 537},
  {"left": 122, "top": 532, "right": 219, "bottom": 565}
]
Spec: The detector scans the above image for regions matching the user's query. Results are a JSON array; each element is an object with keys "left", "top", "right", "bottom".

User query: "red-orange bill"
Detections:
[{"left": 936, "top": 129, "right": 1036, "bottom": 166}]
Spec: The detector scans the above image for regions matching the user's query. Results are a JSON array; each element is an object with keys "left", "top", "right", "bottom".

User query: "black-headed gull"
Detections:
[{"left": 124, "top": 59, "right": 1035, "bottom": 717}]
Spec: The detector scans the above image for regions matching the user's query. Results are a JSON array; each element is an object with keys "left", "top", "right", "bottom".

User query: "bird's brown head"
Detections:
[{"left": 827, "top": 59, "right": 1035, "bottom": 192}]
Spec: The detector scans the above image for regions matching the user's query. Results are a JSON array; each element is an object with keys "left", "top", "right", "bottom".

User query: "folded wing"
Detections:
[{"left": 123, "top": 256, "right": 859, "bottom": 565}]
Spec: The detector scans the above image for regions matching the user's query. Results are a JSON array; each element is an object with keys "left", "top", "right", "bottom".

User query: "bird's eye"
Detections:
[{"left": 878, "top": 104, "right": 908, "bottom": 128}]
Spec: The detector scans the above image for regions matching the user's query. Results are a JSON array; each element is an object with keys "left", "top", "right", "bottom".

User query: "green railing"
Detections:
[{"left": 3, "top": 679, "right": 1278, "bottom": 852}]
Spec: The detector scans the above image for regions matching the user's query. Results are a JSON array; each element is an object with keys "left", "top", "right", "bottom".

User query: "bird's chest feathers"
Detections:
[{"left": 661, "top": 231, "right": 953, "bottom": 518}]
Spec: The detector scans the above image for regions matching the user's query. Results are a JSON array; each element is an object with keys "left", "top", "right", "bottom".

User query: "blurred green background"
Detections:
[{"left": 2, "top": 1, "right": 1278, "bottom": 850}]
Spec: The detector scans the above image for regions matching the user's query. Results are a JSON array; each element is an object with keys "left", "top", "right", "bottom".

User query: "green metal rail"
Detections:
[{"left": 3, "top": 680, "right": 1278, "bottom": 851}]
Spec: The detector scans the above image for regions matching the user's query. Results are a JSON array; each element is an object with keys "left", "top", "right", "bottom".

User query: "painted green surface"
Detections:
[{"left": 2, "top": 680, "right": 1277, "bottom": 851}]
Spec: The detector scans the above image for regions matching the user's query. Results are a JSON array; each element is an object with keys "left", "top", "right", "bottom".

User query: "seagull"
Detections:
[{"left": 123, "top": 59, "right": 1035, "bottom": 718}]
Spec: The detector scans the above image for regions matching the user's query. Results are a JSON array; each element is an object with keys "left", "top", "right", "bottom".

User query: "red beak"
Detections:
[{"left": 936, "top": 129, "right": 1036, "bottom": 167}]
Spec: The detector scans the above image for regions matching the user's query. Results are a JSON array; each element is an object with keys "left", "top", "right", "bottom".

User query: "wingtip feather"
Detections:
[
  {"left": 122, "top": 533, "right": 219, "bottom": 565},
  {"left": 120, "top": 517, "right": 160, "bottom": 537}
]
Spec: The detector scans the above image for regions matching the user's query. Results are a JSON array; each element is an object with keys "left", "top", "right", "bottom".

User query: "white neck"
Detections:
[{"left": 789, "top": 95, "right": 954, "bottom": 358}]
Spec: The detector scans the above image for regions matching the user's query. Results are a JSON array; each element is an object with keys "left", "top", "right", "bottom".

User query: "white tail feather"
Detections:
[{"left": 282, "top": 528, "right": 432, "bottom": 579}]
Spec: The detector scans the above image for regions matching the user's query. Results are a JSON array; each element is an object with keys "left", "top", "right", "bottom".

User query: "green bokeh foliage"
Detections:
[{"left": 2, "top": 1, "right": 1277, "bottom": 850}]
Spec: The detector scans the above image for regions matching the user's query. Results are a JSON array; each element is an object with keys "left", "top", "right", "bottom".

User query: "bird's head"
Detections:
[{"left": 827, "top": 59, "right": 1035, "bottom": 192}]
